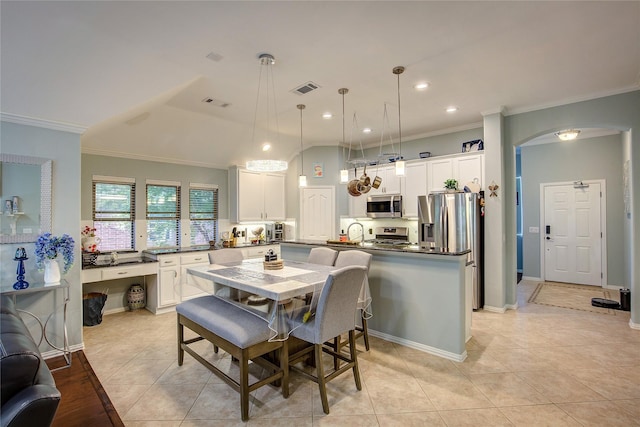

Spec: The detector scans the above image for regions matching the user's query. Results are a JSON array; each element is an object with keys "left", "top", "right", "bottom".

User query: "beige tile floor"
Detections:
[{"left": 83, "top": 280, "right": 640, "bottom": 426}]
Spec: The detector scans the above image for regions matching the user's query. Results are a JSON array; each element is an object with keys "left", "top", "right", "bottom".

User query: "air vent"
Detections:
[
  {"left": 291, "top": 81, "right": 321, "bottom": 95},
  {"left": 201, "top": 97, "right": 230, "bottom": 108}
]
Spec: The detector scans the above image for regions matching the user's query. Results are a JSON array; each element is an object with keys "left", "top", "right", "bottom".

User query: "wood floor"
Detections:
[{"left": 47, "top": 350, "right": 124, "bottom": 427}]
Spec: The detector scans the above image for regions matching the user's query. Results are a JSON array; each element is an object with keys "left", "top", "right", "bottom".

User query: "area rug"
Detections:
[{"left": 528, "top": 282, "right": 618, "bottom": 315}]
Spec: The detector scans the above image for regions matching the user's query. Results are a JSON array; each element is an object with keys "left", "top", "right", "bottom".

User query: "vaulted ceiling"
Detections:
[{"left": 1, "top": 1, "right": 639, "bottom": 168}]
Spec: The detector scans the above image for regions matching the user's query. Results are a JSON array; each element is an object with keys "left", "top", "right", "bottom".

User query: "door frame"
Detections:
[
  {"left": 539, "top": 179, "right": 607, "bottom": 286},
  {"left": 299, "top": 185, "right": 336, "bottom": 241}
]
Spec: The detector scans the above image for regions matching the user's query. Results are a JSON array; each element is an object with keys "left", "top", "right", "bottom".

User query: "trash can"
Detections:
[
  {"left": 620, "top": 289, "right": 631, "bottom": 311},
  {"left": 83, "top": 292, "right": 108, "bottom": 326}
]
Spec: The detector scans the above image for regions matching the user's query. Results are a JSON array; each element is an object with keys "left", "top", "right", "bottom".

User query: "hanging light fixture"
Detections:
[
  {"left": 554, "top": 129, "right": 581, "bottom": 141},
  {"left": 393, "top": 66, "right": 405, "bottom": 176},
  {"left": 297, "top": 104, "right": 307, "bottom": 187},
  {"left": 339, "top": 88, "right": 350, "bottom": 183},
  {"left": 246, "top": 53, "right": 288, "bottom": 172}
]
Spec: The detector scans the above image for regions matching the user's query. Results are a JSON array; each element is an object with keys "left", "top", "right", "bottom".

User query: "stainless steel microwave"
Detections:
[{"left": 367, "top": 194, "right": 402, "bottom": 218}]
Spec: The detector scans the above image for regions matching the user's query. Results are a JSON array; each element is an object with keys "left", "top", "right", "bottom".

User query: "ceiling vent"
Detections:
[
  {"left": 201, "top": 97, "right": 230, "bottom": 108},
  {"left": 291, "top": 81, "right": 320, "bottom": 95}
]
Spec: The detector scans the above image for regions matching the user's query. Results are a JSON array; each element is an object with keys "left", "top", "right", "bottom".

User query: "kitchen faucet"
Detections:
[{"left": 346, "top": 222, "right": 365, "bottom": 242}]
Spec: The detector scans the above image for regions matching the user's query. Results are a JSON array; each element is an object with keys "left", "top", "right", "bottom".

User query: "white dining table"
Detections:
[{"left": 186, "top": 258, "right": 337, "bottom": 340}]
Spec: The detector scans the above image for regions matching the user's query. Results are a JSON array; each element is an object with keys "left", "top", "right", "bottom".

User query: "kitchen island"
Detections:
[{"left": 280, "top": 241, "right": 472, "bottom": 361}]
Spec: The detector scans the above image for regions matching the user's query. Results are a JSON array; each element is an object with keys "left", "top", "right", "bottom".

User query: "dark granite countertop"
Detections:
[
  {"left": 82, "top": 257, "right": 158, "bottom": 270},
  {"left": 281, "top": 240, "right": 471, "bottom": 256},
  {"left": 142, "top": 242, "right": 280, "bottom": 256}
]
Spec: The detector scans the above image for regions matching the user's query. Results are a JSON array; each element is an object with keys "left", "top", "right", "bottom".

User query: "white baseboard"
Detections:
[
  {"left": 104, "top": 306, "right": 128, "bottom": 316},
  {"left": 522, "top": 276, "right": 542, "bottom": 282},
  {"left": 368, "top": 329, "right": 467, "bottom": 362},
  {"left": 483, "top": 305, "right": 507, "bottom": 313},
  {"left": 630, "top": 319, "right": 640, "bottom": 330},
  {"left": 505, "top": 302, "right": 519, "bottom": 310},
  {"left": 42, "top": 343, "right": 84, "bottom": 360}
]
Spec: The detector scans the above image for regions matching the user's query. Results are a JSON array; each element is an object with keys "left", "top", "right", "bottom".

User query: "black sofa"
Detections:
[{"left": 0, "top": 295, "right": 61, "bottom": 427}]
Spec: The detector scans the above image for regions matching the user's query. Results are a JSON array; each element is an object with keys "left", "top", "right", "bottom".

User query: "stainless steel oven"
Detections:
[{"left": 366, "top": 194, "right": 402, "bottom": 218}]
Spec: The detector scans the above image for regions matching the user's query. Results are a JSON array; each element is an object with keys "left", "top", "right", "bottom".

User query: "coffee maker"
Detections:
[{"left": 265, "top": 223, "right": 284, "bottom": 242}]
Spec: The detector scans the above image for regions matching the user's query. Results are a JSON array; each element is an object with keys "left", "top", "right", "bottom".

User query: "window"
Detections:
[
  {"left": 92, "top": 178, "right": 135, "bottom": 251},
  {"left": 189, "top": 185, "right": 218, "bottom": 245},
  {"left": 146, "top": 182, "right": 180, "bottom": 248}
]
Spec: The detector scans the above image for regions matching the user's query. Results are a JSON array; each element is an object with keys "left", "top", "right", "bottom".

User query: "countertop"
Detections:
[
  {"left": 281, "top": 240, "right": 471, "bottom": 256},
  {"left": 142, "top": 241, "right": 280, "bottom": 256},
  {"left": 82, "top": 257, "right": 158, "bottom": 270}
]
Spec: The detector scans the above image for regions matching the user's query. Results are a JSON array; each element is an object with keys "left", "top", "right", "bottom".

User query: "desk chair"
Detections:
[
  {"left": 333, "top": 250, "right": 373, "bottom": 353},
  {"left": 307, "top": 247, "right": 338, "bottom": 266},
  {"left": 288, "top": 265, "right": 367, "bottom": 414}
]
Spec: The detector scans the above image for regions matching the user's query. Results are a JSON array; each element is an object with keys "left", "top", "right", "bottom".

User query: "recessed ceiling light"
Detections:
[
  {"left": 262, "top": 143, "right": 271, "bottom": 152},
  {"left": 414, "top": 82, "right": 429, "bottom": 90},
  {"left": 322, "top": 112, "right": 333, "bottom": 119},
  {"left": 446, "top": 106, "right": 458, "bottom": 113},
  {"left": 362, "top": 128, "right": 372, "bottom": 134}
]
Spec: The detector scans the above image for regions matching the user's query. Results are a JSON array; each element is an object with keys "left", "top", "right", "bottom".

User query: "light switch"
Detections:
[{"left": 529, "top": 226, "right": 539, "bottom": 233}]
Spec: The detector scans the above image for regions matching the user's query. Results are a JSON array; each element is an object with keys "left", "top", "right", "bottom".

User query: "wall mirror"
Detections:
[{"left": 0, "top": 154, "right": 52, "bottom": 244}]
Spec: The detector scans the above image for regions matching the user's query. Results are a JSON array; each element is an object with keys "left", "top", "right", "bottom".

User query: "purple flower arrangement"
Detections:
[{"left": 34, "top": 233, "right": 75, "bottom": 273}]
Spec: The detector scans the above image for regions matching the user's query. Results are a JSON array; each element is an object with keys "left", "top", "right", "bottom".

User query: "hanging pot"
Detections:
[
  {"left": 359, "top": 165, "right": 371, "bottom": 187},
  {"left": 347, "top": 179, "right": 361, "bottom": 197},
  {"left": 371, "top": 174, "right": 382, "bottom": 189}
]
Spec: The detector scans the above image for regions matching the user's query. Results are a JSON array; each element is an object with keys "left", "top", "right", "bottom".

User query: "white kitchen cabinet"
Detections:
[
  {"left": 427, "top": 158, "right": 454, "bottom": 193},
  {"left": 180, "top": 253, "right": 210, "bottom": 301},
  {"left": 454, "top": 154, "right": 483, "bottom": 190},
  {"left": 402, "top": 161, "right": 428, "bottom": 217},
  {"left": 426, "top": 153, "right": 484, "bottom": 193},
  {"left": 230, "top": 167, "right": 285, "bottom": 222},
  {"left": 369, "top": 164, "right": 401, "bottom": 195},
  {"left": 147, "top": 255, "right": 180, "bottom": 314}
]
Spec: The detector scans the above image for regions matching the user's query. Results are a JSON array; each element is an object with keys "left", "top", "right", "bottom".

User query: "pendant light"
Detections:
[
  {"left": 246, "top": 53, "right": 288, "bottom": 172},
  {"left": 393, "top": 66, "right": 405, "bottom": 176},
  {"left": 297, "top": 104, "right": 307, "bottom": 187},
  {"left": 339, "top": 88, "right": 349, "bottom": 183}
]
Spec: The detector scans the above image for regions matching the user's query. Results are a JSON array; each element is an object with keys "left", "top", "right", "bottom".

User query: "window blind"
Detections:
[
  {"left": 146, "top": 184, "right": 181, "bottom": 248},
  {"left": 189, "top": 187, "right": 218, "bottom": 245},
  {"left": 92, "top": 180, "right": 136, "bottom": 251}
]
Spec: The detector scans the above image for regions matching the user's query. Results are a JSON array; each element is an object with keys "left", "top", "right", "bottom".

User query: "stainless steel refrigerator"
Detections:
[{"left": 418, "top": 192, "right": 484, "bottom": 309}]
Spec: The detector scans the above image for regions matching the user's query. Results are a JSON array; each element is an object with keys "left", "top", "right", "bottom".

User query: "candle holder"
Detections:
[{"left": 13, "top": 247, "right": 29, "bottom": 290}]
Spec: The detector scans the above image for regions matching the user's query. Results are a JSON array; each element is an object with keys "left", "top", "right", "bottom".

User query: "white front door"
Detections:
[
  {"left": 300, "top": 186, "right": 335, "bottom": 241},
  {"left": 543, "top": 182, "right": 602, "bottom": 285}
]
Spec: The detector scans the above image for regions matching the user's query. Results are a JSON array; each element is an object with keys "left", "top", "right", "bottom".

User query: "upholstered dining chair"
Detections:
[
  {"left": 333, "top": 250, "right": 373, "bottom": 352},
  {"left": 208, "top": 248, "right": 244, "bottom": 264},
  {"left": 208, "top": 248, "right": 247, "bottom": 354},
  {"left": 307, "top": 247, "right": 338, "bottom": 266},
  {"left": 288, "top": 265, "right": 367, "bottom": 414}
]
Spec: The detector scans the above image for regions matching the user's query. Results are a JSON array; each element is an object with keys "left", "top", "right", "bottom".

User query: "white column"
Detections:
[{"left": 482, "top": 108, "right": 507, "bottom": 312}]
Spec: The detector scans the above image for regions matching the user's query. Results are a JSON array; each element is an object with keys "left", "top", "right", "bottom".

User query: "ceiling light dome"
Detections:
[{"left": 555, "top": 129, "right": 581, "bottom": 141}]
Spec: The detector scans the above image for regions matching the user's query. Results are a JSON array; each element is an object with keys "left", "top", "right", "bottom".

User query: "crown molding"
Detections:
[
  {"left": 81, "top": 146, "right": 228, "bottom": 170},
  {"left": 0, "top": 112, "right": 87, "bottom": 134},
  {"left": 481, "top": 106, "right": 506, "bottom": 116},
  {"left": 505, "top": 85, "right": 640, "bottom": 116}
]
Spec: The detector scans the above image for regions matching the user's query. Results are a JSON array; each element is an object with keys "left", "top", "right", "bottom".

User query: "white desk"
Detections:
[
  {"left": 0, "top": 279, "right": 71, "bottom": 370},
  {"left": 186, "top": 259, "right": 336, "bottom": 340}
]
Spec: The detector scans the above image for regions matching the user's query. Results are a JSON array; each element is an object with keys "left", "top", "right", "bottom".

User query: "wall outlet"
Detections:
[{"left": 529, "top": 226, "right": 539, "bottom": 233}]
